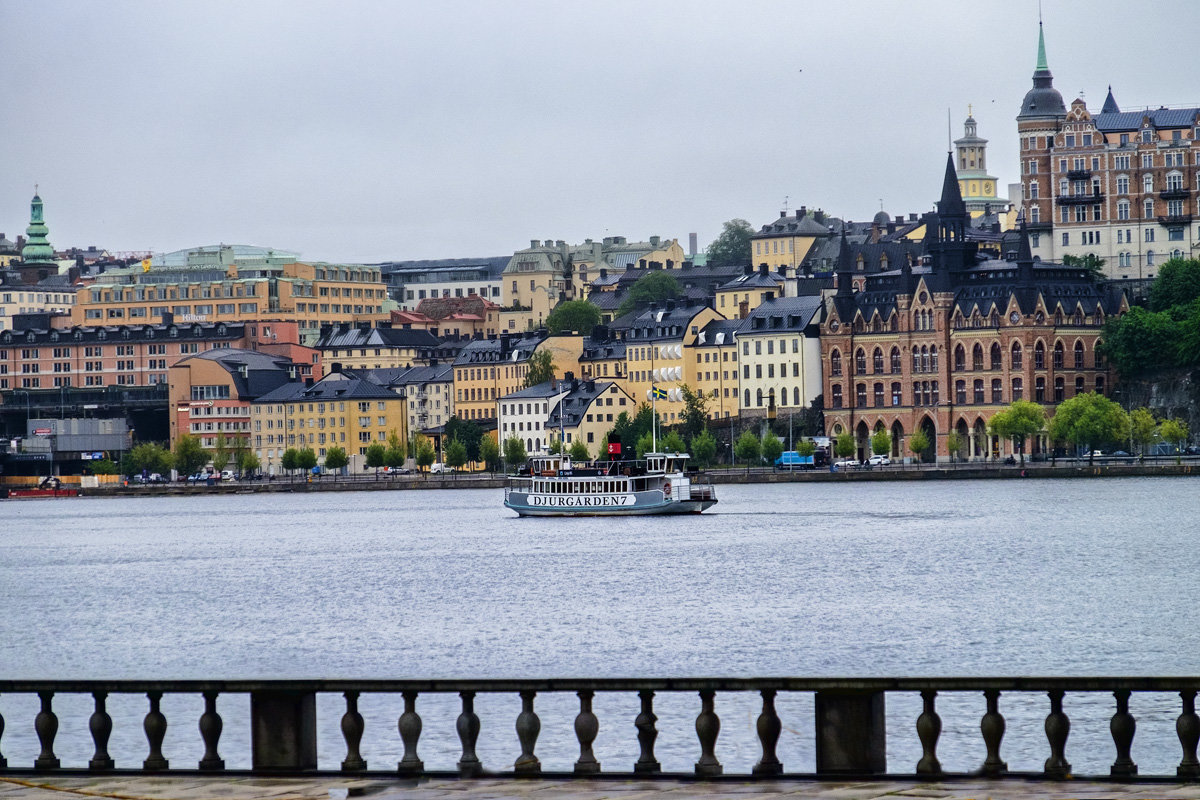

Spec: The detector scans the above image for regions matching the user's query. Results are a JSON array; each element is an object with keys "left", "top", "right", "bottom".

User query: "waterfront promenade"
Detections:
[{"left": 7, "top": 775, "right": 1200, "bottom": 800}]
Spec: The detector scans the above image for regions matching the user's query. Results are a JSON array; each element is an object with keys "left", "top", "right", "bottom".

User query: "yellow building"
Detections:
[
  {"left": 567, "top": 236, "right": 687, "bottom": 297},
  {"left": 74, "top": 245, "right": 389, "bottom": 342},
  {"left": 620, "top": 300, "right": 723, "bottom": 424},
  {"left": 251, "top": 370, "right": 408, "bottom": 475},
  {"left": 714, "top": 265, "right": 783, "bottom": 320},
  {"left": 750, "top": 208, "right": 834, "bottom": 273},
  {"left": 452, "top": 331, "right": 586, "bottom": 422},
  {"left": 314, "top": 322, "right": 440, "bottom": 370},
  {"left": 691, "top": 318, "right": 741, "bottom": 419}
]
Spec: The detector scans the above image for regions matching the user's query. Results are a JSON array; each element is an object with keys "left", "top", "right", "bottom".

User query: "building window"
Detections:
[
  {"left": 1054, "top": 377, "right": 1065, "bottom": 402},
  {"left": 831, "top": 385, "right": 842, "bottom": 408},
  {"left": 855, "top": 349, "right": 866, "bottom": 374},
  {"left": 890, "top": 347, "right": 901, "bottom": 373},
  {"left": 855, "top": 383, "right": 866, "bottom": 407},
  {"left": 955, "top": 380, "right": 966, "bottom": 404},
  {"left": 1035, "top": 376, "right": 1046, "bottom": 402},
  {"left": 830, "top": 349, "right": 841, "bottom": 376},
  {"left": 1012, "top": 377, "right": 1023, "bottom": 401},
  {"left": 973, "top": 379, "right": 985, "bottom": 404},
  {"left": 1118, "top": 200, "right": 1130, "bottom": 220},
  {"left": 873, "top": 383, "right": 884, "bottom": 407},
  {"left": 1053, "top": 342, "right": 1064, "bottom": 369},
  {"left": 873, "top": 348, "right": 884, "bottom": 374},
  {"left": 972, "top": 343, "right": 984, "bottom": 371},
  {"left": 1035, "top": 341, "right": 1045, "bottom": 370},
  {"left": 891, "top": 382, "right": 901, "bottom": 406}
]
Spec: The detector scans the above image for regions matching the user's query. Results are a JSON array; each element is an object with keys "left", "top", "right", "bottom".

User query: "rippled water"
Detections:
[{"left": 1, "top": 478, "right": 1197, "bottom": 775}]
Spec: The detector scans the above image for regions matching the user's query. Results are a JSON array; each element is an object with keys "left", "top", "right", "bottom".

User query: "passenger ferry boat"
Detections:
[{"left": 504, "top": 452, "right": 717, "bottom": 516}]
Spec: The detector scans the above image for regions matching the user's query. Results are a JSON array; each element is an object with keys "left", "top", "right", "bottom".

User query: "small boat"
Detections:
[
  {"left": 504, "top": 451, "right": 717, "bottom": 517},
  {"left": 6, "top": 476, "right": 79, "bottom": 499}
]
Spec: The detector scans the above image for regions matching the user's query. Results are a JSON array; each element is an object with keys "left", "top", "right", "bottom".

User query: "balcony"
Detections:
[
  {"left": 1055, "top": 193, "right": 1104, "bottom": 205},
  {"left": 1160, "top": 188, "right": 1191, "bottom": 201},
  {"left": 1158, "top": 213, "right": 1194, "bottom": 225},
  {"left": 1025, "top": 220, "right": 1054, "bottom": 232},
  {"left": 1066, "top": 168, "right": 1092, "bottom": 181}
]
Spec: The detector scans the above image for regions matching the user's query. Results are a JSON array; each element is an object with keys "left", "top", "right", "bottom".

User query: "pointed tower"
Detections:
[
  {"left": 954, "top": 108, "right": 1003, "bottom": 218},
  {"left": 1018, "top": 23, "right": 1066, "bottom": 121},
  {"left": 930, "top": 153, "right": 977, "bottom": 277},
  {"left": 835, "top": 227, "right": 854, "bottom": 297},
  {"left": 1101, "top": 86, "right": 1120, "bottom": 114},
  {"left": 20, "top": 192, "right": 56, "bottom": 267}
]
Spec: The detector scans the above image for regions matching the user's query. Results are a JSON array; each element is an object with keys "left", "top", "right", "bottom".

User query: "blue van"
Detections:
[{"left": 774, "top": 451, "right": 815, "bottom": 470}]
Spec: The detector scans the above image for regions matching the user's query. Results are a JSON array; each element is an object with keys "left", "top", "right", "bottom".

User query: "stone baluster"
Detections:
[
  {"left": 694, "top": 689, "right": 722, "bottom": 777},
  {"left": 514, "top": 690, "right": 541, "bottom": 774},
  {"left": 1043, "top": 689, "right": 1071, "bottom": 778},
  {"left": 0, "top": 695, "right": 6, "bottom": 769},
  {"left": 198, "top": 691, "right": 224, "bottom": 771},
  {"left": 916, "top": 690, "right": 942, "bottom": 775},
  {"left": 34, "top": 691, "right": 59, "bottom": 770},
  {"left": 634, "top": 689, "right": 660, "bottom": 774},
  {"left": 339, "top": 691, "right": 366, "bottom": 772},
  {"left": 1110, "top": 690, "right": 1137, "bottom": 776},
  {"left": 573, "top": 690, "right": 600, "bottom": 775},
  {"left": 1178, "top": 690, "right": 1200, "bottom": 778},
  {"left": 456, "top": 691, "right": 482, "bottom": 777},
  {"left": 980, "top": 689, "right": 1007, "bottom": 776},
  {"left": 143, "top": 691, "right": 169, "bottom": 771},
  {"left": 397, "top": 691, "right": 423, "bottom": 773},
  {"left": 88, "top": 691, "right": 114, "bottom": 770},
  {"left": 752, "top": 689, "right": 782, "bottom": 776}
]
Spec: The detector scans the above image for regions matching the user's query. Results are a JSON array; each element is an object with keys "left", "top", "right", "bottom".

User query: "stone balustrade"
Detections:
[{"left": 1, "top": 678, "right": 1198, "bottom": 780}]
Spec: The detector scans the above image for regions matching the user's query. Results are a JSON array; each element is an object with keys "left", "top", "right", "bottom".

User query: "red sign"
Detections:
[
  {"left": 607, "top": 442, "right": 621, "bottom": 455},
  {"left": 33, "top": 428, "right": 52, "bottom": 436}
]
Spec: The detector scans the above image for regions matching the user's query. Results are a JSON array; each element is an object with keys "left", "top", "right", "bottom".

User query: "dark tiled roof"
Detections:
[
  {"left": 546, "top": 379, "right": 624, "bottom": 429},
  {"left": 453, "top": 332, "right": 545, "bottom": 366},
  {"left": 314, "top": 326, "right": 440, "bottom": 350},
  {"left": 694, "top": 318, "right": 742, "bottom": 347},
  {"left": 257, "top": 374, "right": 401, "bottom": 403},
  {"left": 739, "top": 296, "right": 823, "bottom": 334},
  {"left": 1095, "top": 107, "right": 1200, "bottom": 131},
  {"left": 178, "top": 347, "right": 299, "bottom": 400}
]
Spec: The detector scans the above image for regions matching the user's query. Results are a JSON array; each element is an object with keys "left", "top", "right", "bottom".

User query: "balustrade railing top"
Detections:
[{"left": 0, "top": 677, "right": 1198, "bottom": 781}]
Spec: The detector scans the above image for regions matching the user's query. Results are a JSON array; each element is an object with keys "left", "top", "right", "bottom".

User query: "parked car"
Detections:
[
  {"left": 384, "top": 466, "right": 410, "bottom": 475},
  {"left": 1109, "top": 450, "right": 1133, "bottom": 460},
  {"left": 866, "top": 455, "right": 890, "bottom": 467},
  {"left": 430, "top": 463, "right": 454, "bottom": 474},
  {"left": 834, "top": 458, "right": 860, "bottom": 469},
  {"left": 220, "top": 470, "right": 236, "bottom": 481}
]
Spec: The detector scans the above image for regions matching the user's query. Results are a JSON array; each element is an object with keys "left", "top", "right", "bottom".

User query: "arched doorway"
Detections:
[
  {"left": 856, "top": 421, "right": 871, "bottom": 462},
  {"left": 890, "top": 420, "right": 904, "bottom": 458},
  {"left": 954, "top": 418, "right": 969, "bottom": 462},
  {"left": 972, "top": 418, "right": 988, "bottom": 459},
  {"left": 918, "top": 416, "right": 937, "bottom": 463}
]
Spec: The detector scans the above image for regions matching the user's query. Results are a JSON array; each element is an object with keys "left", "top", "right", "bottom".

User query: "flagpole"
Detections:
[{"left": 651, "top": 384, "right": 657, "bottom": 454}]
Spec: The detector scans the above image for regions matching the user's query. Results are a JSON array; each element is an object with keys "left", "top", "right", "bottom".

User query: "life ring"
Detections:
[{"left": 664, "top": 483, "right": 671, "bottom": 498}]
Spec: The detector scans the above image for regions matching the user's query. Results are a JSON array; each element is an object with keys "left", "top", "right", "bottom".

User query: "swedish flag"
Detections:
[{"left": 652, "top": 386, "right": 668, "bottom": 401}]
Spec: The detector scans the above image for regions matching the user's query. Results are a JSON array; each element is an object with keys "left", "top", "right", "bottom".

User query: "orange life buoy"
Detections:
[{"left": 664, "top": 482, "right": 671, "bottom": 498}]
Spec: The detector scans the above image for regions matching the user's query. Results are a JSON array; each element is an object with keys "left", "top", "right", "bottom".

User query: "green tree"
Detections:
[
  {"left": 705, "top": 218, "right": 754, "bottom": 268},
  {"left": 523, "top": 349, "right": 556, "bottom": 387},
  {"left": 1149, "top": 257, "right": 1200, "bottom": 311},
  {"left": 211, "top": 432, "right": 231, "bottom": 473},
  {"left": 385, "top": 430, "right": 407, "bottom": 464},
  {"left": 679, "top": 384, "right": 709, "bottom": 441},
  {"left": 1048, "top": 392, "right": 1130, "bottom": 463},
  {"left": 503, "top": 435, "right": 526, "bottom": 470},
  {"left": 1129, "top": 407, "right": 1158, "bottom": 456},
  {"left": 91, "top": 458, "right": 118, "bottom": 475},
  {"left": 945, "top": 431, "right": 964, "bottom": 462},
  {"left": 660, "top": 430, "right": 686, "bottom": 454},
  {"left": 733, "top": 430, "right": 761, "bottom": 471},
  {"left": 796, "top": 439, "right": 817, "bottom": 458},
  {"left": 545, "top": 300, "right": 602, "bottom": 334},
  {"left": 365, "top": 442, "right": 386, "bottom": 478},
  {"left": 690, "top": 428, "right": 717, "bottom": 467},
  {"left": 1061, "top": 252, "right": 1106, "bottom": 280},
  {"left": 297, "top": 447, "right": 318, "bottom": 474},
  {"left": 480, "top": 436, "right": 501, "bottom": 473},
  {"left": 237, "top": 450, "right": 261, "bottom": 476},
  {"left": 907, "top": 430, "right": 930, "bottom": 460},
  {"left": 761, "top": 430, "right": 784, "bottom": 464},
  {"left": 1100, "top": 305, "right": 1182, "bottom": 378},
  {"left": 443, "top": 417, "right": 483, "bottom": 463},
  {"left": 445, "top": 438, "right": 467, "bottom": 476},
  {"left": 415, "top": 436, "right": 436, "bottom": 474},
  {"left": 124, "top": 442, "right": 173, "bottom": 477},
  {"left": 635, "top": 431, "right": 654, "bottom": 459},
  {"left": 324, "top": 446, "right": 348, "bottom": 473},
  {"left": 548, "top": 437, "right": 563, "bottom": 454},
  {"left": 834, "top": 431, "right": 856, "bottom": 458},
  {"left": 173, "top": 434, "right": 209, "bottom": 477},
  {"left": 1159, "top": 418, "right": 1190, "bottom": 459},
  {"left": 281, "top": 447, "right": 299, "bottom": 480},
  {"left": 988, "top": 399, "right": 1047, "bottom": 464},
  {"left": 870, "top": 429, "right": 891, "bottom": 457},
  {"left": 616, "top": 271, "right": 681, "bottom": 317},
  {"left": 568, "top": 439, "right": 590, "bottom": 462}
]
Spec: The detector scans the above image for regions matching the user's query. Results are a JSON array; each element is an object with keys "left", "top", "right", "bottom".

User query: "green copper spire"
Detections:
[
  {"left": 1036, "top": 22, "right": 1049, "bottom": 72},
  {"left": 21, "top": 191, "right": 56, "bottom": 266}
]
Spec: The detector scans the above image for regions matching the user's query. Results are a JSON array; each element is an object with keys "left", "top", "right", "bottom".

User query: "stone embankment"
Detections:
[{"left": 65, "top": 461, "right": 1200, "bottom": 497}]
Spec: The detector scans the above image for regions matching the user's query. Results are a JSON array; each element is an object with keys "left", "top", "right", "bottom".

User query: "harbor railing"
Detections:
[{"left": 1, "top": 677, "right": 1198, "bottom": 780}]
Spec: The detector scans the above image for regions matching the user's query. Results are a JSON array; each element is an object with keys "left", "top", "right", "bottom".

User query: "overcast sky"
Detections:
[{"left": 4, "top": 1, "right": 1198, "bottom": 263}]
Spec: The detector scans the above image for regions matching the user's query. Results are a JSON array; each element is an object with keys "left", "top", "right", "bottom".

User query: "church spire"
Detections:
[
  {"left": 1035, "top": 21, "right": 1049, "bottom": 72},
  {"left": 1101, "top": 85, "right": 1120, "bottom": 114},
  {"left": 21, "top": 190, "right": 55, "bottom": 267},
  {"left": 938, "top": 152, "right": 967, "bottom": 219}
]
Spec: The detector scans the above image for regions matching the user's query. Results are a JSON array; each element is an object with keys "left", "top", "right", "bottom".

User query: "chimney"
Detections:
[
  {"left": 429, "top": 357, "right": 439, "bottom": 366},
  {"left": 591, "top": 324, "right": 608, "bottom": 340},
  {"left": 639, "top": 259, "right": 647, "bottom": 269},
  {"left": 599, "top": 268, "right": 607, "bottom": 280},
  {"left": 650, "top": 235, "right": 660, "bottom": 247},
  {"left": 304, "top": 377, "right": 314, "bottom": 387},
  {"left": 161, "top": 311, "right": 174, "bottom": 325},
  {"left": 682, "top": 260, "right": 693, "bottom": 270},
  {"left": 759, "top": 263, "right": 768, "bottom": 276},
  {"left": 556, "top": 239, "right": 565, "bottom": 248},
  {"left": 743, "top": 264, "right": 753, "bottom": 276},
  {"left": 780, "top": 211, "right": 788, "bottom": 218},
  {"left": 665, "top": 299, "right": 676, "bottom": 311},
  {"left": 331, "top": 362, "right": 342, "bottom": 374},
  {"left": 530, "top": 239, "right": 541, "bottom": 248},
  {"left": 798, "top": 206, "right": 807, "bottom": 219},
  {"left": 649, "top": 261, "right": 661, "bottom": 270}
]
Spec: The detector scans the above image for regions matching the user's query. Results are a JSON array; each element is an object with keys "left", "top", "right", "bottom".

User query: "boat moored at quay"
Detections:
[{"left": 504, "top": 451, "right": 717, "bottom": 516}]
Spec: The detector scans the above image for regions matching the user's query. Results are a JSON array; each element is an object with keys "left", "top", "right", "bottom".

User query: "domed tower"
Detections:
[
  {"left": 20, "top": 191, "right": 56, "bottom": 268},
  {"left": 954, "top": 108, "right": 1003, "bottom": 219},
  {"left": 1016, "top": 23, "right": 1066, "bottom": 245}
]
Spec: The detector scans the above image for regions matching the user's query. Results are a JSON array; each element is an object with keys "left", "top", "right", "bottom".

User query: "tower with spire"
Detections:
[
  {"left": 953, "top": 107, "right": 1005, "bottom": 220},
  {"left": 1015, "top": 22, "right": 1066, "bottom": 257},
  {"left": 20, "top": 191, "right": 56, "bottom": 268}
]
